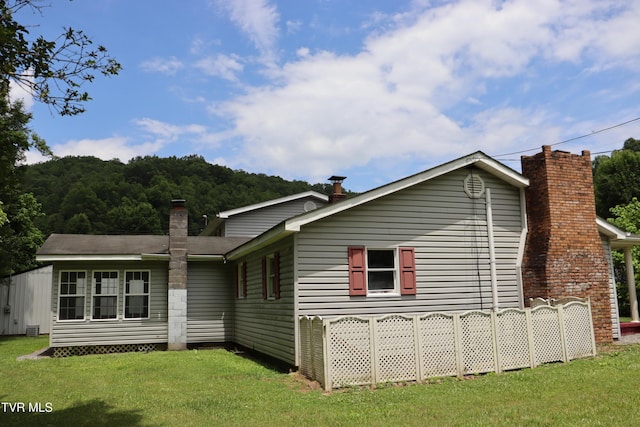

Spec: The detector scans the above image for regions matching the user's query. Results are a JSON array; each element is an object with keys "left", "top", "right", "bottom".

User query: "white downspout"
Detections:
[
  {"left": 486, "top": 188, "right": 499, "bottom": 310},
  {"left": 624, "top": 247, "right": 640, "bottom": 322}
]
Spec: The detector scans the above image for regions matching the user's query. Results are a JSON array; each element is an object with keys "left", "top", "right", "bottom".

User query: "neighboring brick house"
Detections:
[{"left": 36, "top": 147, "right": 640, "bottom": 363}]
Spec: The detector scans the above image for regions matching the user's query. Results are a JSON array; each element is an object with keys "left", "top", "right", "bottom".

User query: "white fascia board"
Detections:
[
  {"left": 285, "top": 153, "right": 528, "bottom": 232},
  {"left": 597, "top": 217, "right": 640, "bottom": 248},
  {"left": 218, "top": 191, "right": 328, "bottom": 218},
  {"left": 36, "top": 254, "right": 144, "bottom": 262},
  {"left": 474, "top": 158, "right": 529, "bottom": 188}
]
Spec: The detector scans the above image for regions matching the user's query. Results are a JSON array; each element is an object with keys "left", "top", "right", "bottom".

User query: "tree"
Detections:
[
  {"left": 0, "top": 0, "right": 120, "bottom": 274},
  {"left": 1, "top": 0, "right": 121, "bottom": 116},
  {"left": 0, "top": 95, "right": 46, "bottom": 275},
  {"left": 608, "top": 198, "right": 640, "bottom": 317},
  {"left": 593, "top": 140, "right": 640, "bottom": 217},
  {"left": 0, "top": 192, "right": 44, "bottom": 276}
]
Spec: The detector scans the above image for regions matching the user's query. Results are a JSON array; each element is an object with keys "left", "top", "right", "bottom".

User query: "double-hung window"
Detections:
[
  {"left": 348, "top": 247, "right": 416, "bottom": 296},
  {"left": 58, "top": 271, "right": 86, "bottom": 320},
  {"left": 125, "top": 271, "right": 150, "bottom": 318},
  {"left": 261, "top": 252, "right": 280, "bottom": 300},
  {"left": 236, "top": 261, "right": 247, "bottom": 299},
  {"left": 92, "top": 271, "right": 118, "bottom": 319}
]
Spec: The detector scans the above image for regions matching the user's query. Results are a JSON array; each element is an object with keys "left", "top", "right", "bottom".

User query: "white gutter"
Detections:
[
  {"left": 485, "top": 188, "right": 499, "bottom": 310},
  {"left": 36, "top": 254, "right": 144, "bottom": 262}
]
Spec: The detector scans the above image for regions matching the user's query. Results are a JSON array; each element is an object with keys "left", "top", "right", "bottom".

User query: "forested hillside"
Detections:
[{"left": 21, "top": 155, "right": 337, "bottom": 236}]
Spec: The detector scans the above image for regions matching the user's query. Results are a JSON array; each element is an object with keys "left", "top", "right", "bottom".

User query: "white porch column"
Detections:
[{"left": 624, "top": 247, "right": 639, "bottom": 322}]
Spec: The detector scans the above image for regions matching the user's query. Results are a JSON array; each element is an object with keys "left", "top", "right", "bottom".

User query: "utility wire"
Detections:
[{"left": 492, "top": 116, "right": 640, "bottom": 158}]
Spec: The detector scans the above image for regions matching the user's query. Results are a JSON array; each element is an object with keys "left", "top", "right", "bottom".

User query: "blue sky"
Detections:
[{"left": 14, "top": 0, "right": 640, "bottom": 192}]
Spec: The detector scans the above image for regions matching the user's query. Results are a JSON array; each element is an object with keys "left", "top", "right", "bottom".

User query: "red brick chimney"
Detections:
[
  {"left": 328, "top": 175, "right": 347, "bottom": 203},
  {"left": 521, "top": 146, "right": 612, "bottom": 343},
  {"left": 168, "top": 198, "right": 188, "bottom": 350}
]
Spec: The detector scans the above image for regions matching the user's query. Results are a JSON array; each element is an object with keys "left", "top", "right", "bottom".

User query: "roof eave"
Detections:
[
  {"left": 597, "top": 217, "right": 640, "bottom": 248},
  {"left": 225, "top": 223, "right": 291, "bottom": 260}
]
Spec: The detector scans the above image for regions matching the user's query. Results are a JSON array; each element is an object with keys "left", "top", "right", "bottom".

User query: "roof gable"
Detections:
[
  {"left": 218, "top": 191, "right": 328, "bottom": 218},
  {"left": 226, "top": 151, "right": 528, "bottom": 258},
  {"left": 285, "top": 151, "right": 527, "bottom": 232}
]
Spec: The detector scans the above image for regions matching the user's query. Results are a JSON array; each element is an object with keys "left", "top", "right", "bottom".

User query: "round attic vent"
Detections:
[
  {"left": 303, "top": 201, "right": 318, "bottom": 212},
  {"left": 464, "top": 173, "right": 485, "bottom": 199}
]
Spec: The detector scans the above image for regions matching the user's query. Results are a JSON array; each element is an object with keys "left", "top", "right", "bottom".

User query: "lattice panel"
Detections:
[
  {"left": 460, "top": 312, "right": 494, "bottom": 374},
  {"left": 531, "top": 306, "right": 563, "bottom": 364},
  {"left": 496, "top": 310, "right": 530, "bottom": 371},
  {"left": 562, "top": 303, "right": 595, "bottom": 359},
  {"left": 53, "top": 343, "right": 157, "bottom": 358},
  {"left": 311, "top": 317, "right": 325, "bottom": 387},
  {"left": 376, "top": 315, "right": 417, "bottom": 383},
  {"left": 328, "top": 317, "right": 372, "bottom": 387},
  {"left": 298, "top": 317, "right": 312, "bottom": 379},
  {"left": 419, "top": 314, "right": 457, "bottom": 378}
]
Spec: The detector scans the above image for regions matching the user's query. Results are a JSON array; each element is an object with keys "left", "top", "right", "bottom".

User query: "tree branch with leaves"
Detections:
[{"left": 1, "top": 0, "right": 121, "bottom": 115}]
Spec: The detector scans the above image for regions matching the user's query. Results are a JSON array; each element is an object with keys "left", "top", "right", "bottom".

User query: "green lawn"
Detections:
[{"left": 1, "top": 337, "right": 640, "bottom": 426}]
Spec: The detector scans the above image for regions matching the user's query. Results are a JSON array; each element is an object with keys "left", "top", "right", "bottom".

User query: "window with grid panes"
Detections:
[{"left": 124, "top": 271, "right": 150, "bottom": 318}]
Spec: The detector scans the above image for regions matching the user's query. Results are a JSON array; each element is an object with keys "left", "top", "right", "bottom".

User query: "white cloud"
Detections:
[
  {"left": 9, "top": 78, "right": 34, "bottom": 110},
  {"left": 49, "top": 137, "right": 163, "bottom": 162},
  {"left": 195, "top": 54, "right": 244, "bottom": 81},
  {"left": 133, "top": 118, "right": 222, "bottom": 150},
  {"left": 208, "top": 0, "right": 640, "bottom": 185},
  {"left": 140, "top": 56, "right": 184, "bottom": 75},
  {"left": 286, "top": 20, "right": 302, "bottom": 34},
  {"left": 217, "top": 0, "right": 280, "bottom": 64}
]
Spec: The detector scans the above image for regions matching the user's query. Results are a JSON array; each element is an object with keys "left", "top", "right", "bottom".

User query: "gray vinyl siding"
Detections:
[
  {"left": 187, "top": 262, "right": 233, "bottom": 343},
  {"left": 225, "top": 197, "right": 327, "bottom": 237},
  {"left": 233, "top": 236, "right": 296, "bottom": 365},
  {"left": 601, "top": 236, "right": 620, "bottom": 339},
  {"left": 50, "top": 261, "right": 168, "bottom": 347},
  {"left": 296, "top": 167, "right": 525, "bottom": 317}
]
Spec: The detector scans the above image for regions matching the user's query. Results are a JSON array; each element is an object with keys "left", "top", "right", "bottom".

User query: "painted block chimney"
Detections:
[
  {"left": 168, "top": 199, "right": 188, "bottom": 350},
  {"left": 521, "top": 146, "right": 612, "bottom": 343}
]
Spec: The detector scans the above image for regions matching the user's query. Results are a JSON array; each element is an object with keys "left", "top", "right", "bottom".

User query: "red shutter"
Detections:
[
  {"left": 261, "top": 256, "right": 267, "bottom": 299},
  {"left": 242, "top": 261, "right": 248, "bottom": 297},
  {"left": 399, "top": 247, "right": 416, "bottom": 295},
  {"left": 348, "top": 246, "right": 367, "bottom": 296},
  {"left": 274, "top": 252, "right": 281, "bottom": 299}
]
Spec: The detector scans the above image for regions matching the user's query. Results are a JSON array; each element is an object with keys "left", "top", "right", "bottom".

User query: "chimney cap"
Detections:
[
  {"left": 171, "top": 199, "right": 186, "bottom": 208},
  {"left": 328, "top": 175, "right": 346, "bottom": 183}
]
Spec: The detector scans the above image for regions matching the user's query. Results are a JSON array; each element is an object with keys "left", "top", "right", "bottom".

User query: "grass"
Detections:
[{"left": 1, "top": 337, "right": 640, "bottom": 426}]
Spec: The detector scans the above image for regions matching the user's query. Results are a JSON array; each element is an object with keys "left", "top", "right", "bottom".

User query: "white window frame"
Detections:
[
  {"left": 124, "top": 270, "right": 150, "bottom": 319},
  {"left": 57, "top": 270, "right": 87, "bottom": 321},
  {"left": 237, "top": 262, "right": 246, "bottom": 299},
  {"left": 266, "top": 254, "right": 276, "bottom": 300},
  {"left": 366, "top": 248, "right": 399, "bottom": 296},
  {"left": 91, "top": 270, "right": 119, "bottom": 320}
]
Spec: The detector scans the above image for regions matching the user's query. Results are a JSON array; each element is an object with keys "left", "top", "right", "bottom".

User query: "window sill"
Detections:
[{"left": 366, "top": 291, "right": 400, "bottom": 297}]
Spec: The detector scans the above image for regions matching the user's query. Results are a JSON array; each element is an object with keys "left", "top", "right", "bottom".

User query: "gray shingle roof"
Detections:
[{"left": 37, "top": 234, "right": 250, "bottom": 257}]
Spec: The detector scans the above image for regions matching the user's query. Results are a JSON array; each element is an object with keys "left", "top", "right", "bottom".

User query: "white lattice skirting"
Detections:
[
  {"left": 52, "top": 343, "right": 158, "bottom": 358},
  {"left": 299, "top": 301, "right": 596, "bottom": 390}
]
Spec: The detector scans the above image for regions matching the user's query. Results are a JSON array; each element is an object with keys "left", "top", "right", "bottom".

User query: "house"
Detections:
[
  {"left": 202, "top": 190, "right": 329, "bottom": 237},
  {"left": 1, "top": 265, "right": 52, "bottom": 336},
  {"left": 36, "top": 146, "right": 640, "bottom": 364}
]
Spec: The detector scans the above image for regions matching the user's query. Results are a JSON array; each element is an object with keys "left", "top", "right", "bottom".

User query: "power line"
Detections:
[{"left": 492, "top": 117, "right": 640, "bottom": 158}]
